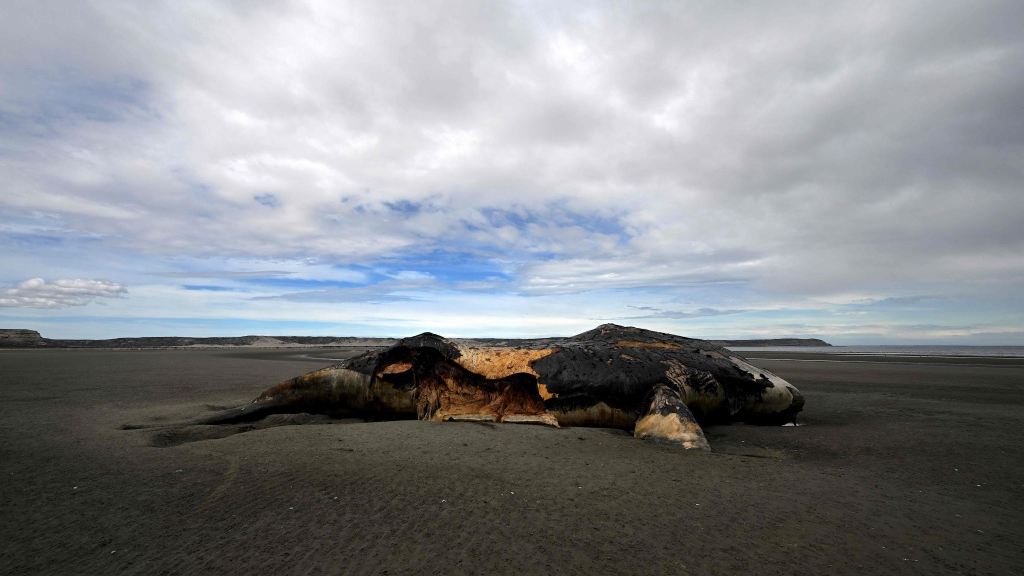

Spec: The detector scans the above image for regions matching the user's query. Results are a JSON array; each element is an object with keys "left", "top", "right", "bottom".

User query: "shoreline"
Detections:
[{"left": 740, "top": 350, "right": 1024, "bottom": 366}]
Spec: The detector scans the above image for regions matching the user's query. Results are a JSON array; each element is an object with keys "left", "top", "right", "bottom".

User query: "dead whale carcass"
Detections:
[{"left": 237, "top": 324, "right": 804, "bottom": 450}]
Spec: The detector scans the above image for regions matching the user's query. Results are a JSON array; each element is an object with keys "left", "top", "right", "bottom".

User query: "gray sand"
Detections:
[{"left": 1, "top": 348, "right": 1022, "bottom": 574}]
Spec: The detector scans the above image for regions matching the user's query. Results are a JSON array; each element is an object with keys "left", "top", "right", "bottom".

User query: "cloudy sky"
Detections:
[{"left": 1, "top": 0, "right": 1022, "bottom": 343}]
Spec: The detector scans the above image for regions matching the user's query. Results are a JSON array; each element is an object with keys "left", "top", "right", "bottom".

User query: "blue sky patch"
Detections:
[
  {"left": 3, "top": 232, "right": 65, "bottom": 247},
  {"left": 182, "top": 285, "right": 234, "bottom": 292},
  {"left": 253, "top": 193, "right": 279, "bottom": 207},
  {"left": 383, "top": 199, "right": 425, "bottom": 214},
  {"left": 373, "top": 249, "right": 514, "bottom": 285},
  {"left": 237, "top": 277, "right": 365, "bottom": 290}
]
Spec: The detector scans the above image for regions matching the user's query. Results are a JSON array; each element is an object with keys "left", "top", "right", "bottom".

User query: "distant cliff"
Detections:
[
  {"left": 0, "top": 329, "right": 47, "bottom": 347},
  {"left": 712, "top": 338, "right": 832, "bottom": 347}
]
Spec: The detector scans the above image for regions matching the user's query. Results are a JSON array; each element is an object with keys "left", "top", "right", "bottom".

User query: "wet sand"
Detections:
[{"left": 1, "top": 348, "right": 1022, "bottom": 575}]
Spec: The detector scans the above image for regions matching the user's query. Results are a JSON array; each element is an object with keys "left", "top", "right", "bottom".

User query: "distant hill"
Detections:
[{"left": 712, "top": 338, "right": 832, "bottom": 347}]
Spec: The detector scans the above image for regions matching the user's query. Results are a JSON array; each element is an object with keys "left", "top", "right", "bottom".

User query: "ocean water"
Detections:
[{"left": 725, "top": 345, "right": 1024, "bottom": 358}]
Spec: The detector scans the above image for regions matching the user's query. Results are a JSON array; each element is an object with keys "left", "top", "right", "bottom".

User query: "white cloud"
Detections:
[
  {"left": 0, "top": 1, "right": 1022, "bottom": 340},
  {"left": 0, "top": 278, "right": 127, "bottom": 309}
]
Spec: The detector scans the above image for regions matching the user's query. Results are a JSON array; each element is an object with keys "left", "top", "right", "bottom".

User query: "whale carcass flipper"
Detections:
[{"left": 633, "top": 385, "right": 711, "bottom": 451}]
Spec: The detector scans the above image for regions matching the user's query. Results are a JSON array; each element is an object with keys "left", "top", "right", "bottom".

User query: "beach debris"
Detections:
[{"left": 185, "top": 324, "right": 804, "bottom": 450}]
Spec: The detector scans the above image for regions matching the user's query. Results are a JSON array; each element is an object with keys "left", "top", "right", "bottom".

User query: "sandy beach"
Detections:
[{"left": 1, "top": 348, "right": 1021, "bottom": 575}]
